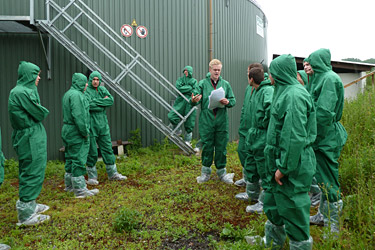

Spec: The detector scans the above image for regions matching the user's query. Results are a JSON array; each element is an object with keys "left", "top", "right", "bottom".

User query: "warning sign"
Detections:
[
  {"left": 256, "top": 15, "right": 264, "bottom": 38},
  {"left": 121, "top": 24, "right": 133, "bottom": 37},
  {"left": 136, "top": 26, "right": 148, "bottom": 39}
]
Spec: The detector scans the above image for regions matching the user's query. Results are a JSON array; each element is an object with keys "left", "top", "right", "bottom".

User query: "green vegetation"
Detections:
[
  {"left": 342, "top": 57, "right": 375, "bottom": 64},
  {"left": 1, "top": 88, "right": 375, "bottom": 249},
  {"left": 113, "top": 207, "right": 143, "bottom": 233}
]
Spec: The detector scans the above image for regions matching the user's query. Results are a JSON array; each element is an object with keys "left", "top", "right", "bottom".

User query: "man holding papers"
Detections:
[{"left": 191, "top": 59, "right": 236, "bottom": 184}]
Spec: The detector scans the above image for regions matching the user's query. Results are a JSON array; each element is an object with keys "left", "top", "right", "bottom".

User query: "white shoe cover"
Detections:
[
  {"left": 109, "top": 172, "right": 127, "bottom": 181},
  {"left": 86, "top": 178, "right": 99, "bottom": 185},
  {"left": 17, "top": 213, "right": 50, "bottom": 226},
  {"left": 35, "top": 204, "right": 50, "bottom": 214}
]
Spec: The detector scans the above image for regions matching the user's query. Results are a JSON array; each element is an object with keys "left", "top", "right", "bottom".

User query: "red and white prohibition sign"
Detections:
[
  {"left": 136, "top": 26, "right": 148, "bottom": 38},
  {"left": 121, "top": 24, "right": 133, "bottom": 37}
]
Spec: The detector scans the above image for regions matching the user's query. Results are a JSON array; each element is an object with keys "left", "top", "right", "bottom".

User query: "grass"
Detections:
[
  {"left": 0, "top": 141, "right": 258, "bottom": 249},
  {"left": 2, "top": 87, "right": 375, "bottom": 249}
]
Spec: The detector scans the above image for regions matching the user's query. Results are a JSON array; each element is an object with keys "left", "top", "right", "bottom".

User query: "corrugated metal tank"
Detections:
[{"left": 0, "top": 0, "right": 268, "bottom": 160}]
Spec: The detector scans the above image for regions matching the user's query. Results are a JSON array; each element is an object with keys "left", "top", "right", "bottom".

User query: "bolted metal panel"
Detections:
[{"left": 0, "top": 0, "right": 267, "bottom": 160}]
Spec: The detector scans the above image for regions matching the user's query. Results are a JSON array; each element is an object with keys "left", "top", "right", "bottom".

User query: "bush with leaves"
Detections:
[{"left": 113, "top": 207, "right": 143, "bottom": 233}]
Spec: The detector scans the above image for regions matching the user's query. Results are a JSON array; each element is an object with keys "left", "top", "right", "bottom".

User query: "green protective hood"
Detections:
[
  {"left": 260, "top": 72, "right": 271, "bottom": 86},
  {"left": 297, "top": 70, "right": 308, "bottom": 85},
  {"left": 205, "top": 72, "right": 222, "bottom": 82},
  {"left": 264, "top": 72, "right": 269, "bottom": 81},
  {"left": 88, "top": 71, "right": 102, "bottom": 89},
  {"left": 183, "top": 66, "right": 193, "bottom": 78},
  {"left": 17, "top": 61, "right": 40, "bottom": 89},
  {"left": 270, "top": 54, "right": 300, "bottom": 86},
  {"left": 304, "top": 48, "right": 332, "bottom": 74},
  {"left": 71, "top": 73, "right": 88, "bottom": 92}
]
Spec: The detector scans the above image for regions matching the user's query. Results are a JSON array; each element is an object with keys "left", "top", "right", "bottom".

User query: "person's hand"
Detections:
[
  {"left": 191, "top": 93, "right": 202, "bottom": 103},
  {"left": 275, "top": 169, "right": 284, "bottom": 185},
  {"left": 104, "top": 96, "right": 109, "bottom": 99},
  {"left": 219, "top": 98, "right": 229, "bottom": 105}
]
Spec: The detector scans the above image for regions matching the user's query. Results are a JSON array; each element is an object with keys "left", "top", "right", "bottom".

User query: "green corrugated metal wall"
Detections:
[
  {"left": 0, "top": 0, "right": 267, "bottom": 160},
  {"left": 0, "top": 33, "right": 89, "bottom": 160}
]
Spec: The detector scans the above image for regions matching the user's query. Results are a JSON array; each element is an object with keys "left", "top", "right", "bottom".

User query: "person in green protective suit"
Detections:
[
  {"left": 191, "top": 59, "right": 236, "bottom": 184},
  {"left": 304, "top": 49, "right": 347, "bottom": 237},
  {"left": 238, "top": 68, "right": 274, "bottom": 214},
  {"left": 168, "top": 66, "right": 198, "bottom": 145},
  {"left": 85, "top": 71, "right": 127, "bottom": 185},
  {"left": 62, "top": 73, "right": 99, "bottom": 198},
  {"left": 246, "top": 54, "right": 316, "bottom": 249},
  {"left": 301, "top": 61, "right": 322, "bottom": 208},
  {"left": 234, "top": 63, "right": 264, "bottom": 188},
  {"left": 298, "top": 64, "right": 322, "bottom": 208},
  {"left": 8, "top": 61, "right": 50, "bottom": 226},
  {"left": 297, "top": 70, "right": 308, "bottom": 86},
  {"left": 0, "top": 129, "right": 11, "bottom": 250},
  {"left": 303, "top": 61, "right": 315, "bottom": 93},
  {"left": 0, "top": 128, "right": 5, "bottom": 187}
]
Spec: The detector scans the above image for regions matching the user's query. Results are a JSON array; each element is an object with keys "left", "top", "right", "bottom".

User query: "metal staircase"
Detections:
[{"left": 37, "top": 0, "right": 196, "bottom": 154}]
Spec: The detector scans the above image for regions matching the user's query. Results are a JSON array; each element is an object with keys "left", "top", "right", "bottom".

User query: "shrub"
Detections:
[
  {"left": 220, "top": 223, "right": 252, "bottom": 241},
  {"left": 128, "top": 128, "right": 142, "bottom": 151},
  {"left": 113, "top": 207, "right": 143, "bottom": 233}
]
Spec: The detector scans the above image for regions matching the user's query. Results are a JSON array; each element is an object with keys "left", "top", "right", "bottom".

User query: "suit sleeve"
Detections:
[
  {"left": 225, "top": 83, "right": 236, "bottom": 108},
  {"left": 71, "top": 94, "right": 89, "bottom": 137},
  {"left": 190, "top": 80, "right": 204, "bottom": 106},
  {"left": 314, "top": 76, "right": 339, "bottom": 135},
  {"left": 19, "top": 91, "right": 49, "bottom": 122},
  {"left": 276, "top": 94, "right": 307, "bottom": 175}
]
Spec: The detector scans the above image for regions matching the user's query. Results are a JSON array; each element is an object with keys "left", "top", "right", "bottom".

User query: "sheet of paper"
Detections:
[{"left": 208, "top": 87, "right": 225, "bottom": 110}]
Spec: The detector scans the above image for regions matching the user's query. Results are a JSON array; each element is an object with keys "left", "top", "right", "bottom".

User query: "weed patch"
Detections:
[{"left": 113, "top": 207, "right": 143, "bottom": 233}]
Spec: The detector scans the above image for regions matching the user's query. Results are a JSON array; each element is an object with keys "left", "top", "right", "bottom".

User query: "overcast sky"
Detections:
[{"left": 256, "top": 0, "right": 375, "bottom": 63}]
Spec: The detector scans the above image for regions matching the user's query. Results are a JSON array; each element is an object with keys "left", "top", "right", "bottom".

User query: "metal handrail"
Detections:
[
  {"left": 38, "top": 21, "right": 194, "bottom": 154},
  {"left": 40, "top": 0, "right": 195, "bottom": 154},
  {"left": 344, "top": 70, "right": 375, "bottom": 89},
  {"left": 45, "top": 0, "right": 187, "bottom": 120}
]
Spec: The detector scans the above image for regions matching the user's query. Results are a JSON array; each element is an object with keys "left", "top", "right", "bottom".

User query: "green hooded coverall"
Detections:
[
  {"left": 168, "top": 66, "right": 198, "bottom": 135},
  {"left": 191, "top": 74, "right": 236, "bottom": 174},
  {"left": 304, "top": 49, "right": 347, "bottom": 233},
  {"left": 298, "top": 70, "right": 321, "bottom": 199},
  {"left": 8, "top": 61, "right": 51, "bottom": 225},
  {"left": 0, "top": 128, "right": 5, "bottom": 186},
  {"left": 8, "top": 61, "right": 49, "bottom": 202},
  {"left": 297, "top": 70, "right": 308, "bottom": 86},
  {"left": 85, "top": 71, "right": 116, "bottom": 168},
  {"left": 62, "top": 73, "right": 90, "bottom": 178},
  {"left": 239, "top": 73, "right": 271, "bottom": 169},
  {"left": 263, "top": 54, "right": 316, "bottom": 248},
  {"left": 237, "top": 85, "right": 252, "bottom": 169},
  {"left": 244, "top": 74, "right": 274, "bottom": 199},
  {"left": 304, "top": 48, "right": 347, "bottom": 202}
]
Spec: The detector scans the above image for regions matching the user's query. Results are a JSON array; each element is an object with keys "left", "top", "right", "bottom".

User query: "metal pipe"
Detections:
[
  {"left": 46, "top": 0, "right": 50, "bottom": 22},
  {"left": 47, "top": 35, "right": 52, "bottom": 79},
  {"left": 209, "top": 0, "right": 213, "bottom": 61},
  {"left": 30, "top": 0, "right": 34, "bottom": 24}
]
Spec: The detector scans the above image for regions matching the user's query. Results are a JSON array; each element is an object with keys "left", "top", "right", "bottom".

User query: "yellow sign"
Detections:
[{"left": 131, "top": 19, "right": 137, "bottom": 27}]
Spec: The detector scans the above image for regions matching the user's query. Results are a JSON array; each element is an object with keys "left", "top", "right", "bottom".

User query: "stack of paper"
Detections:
[{"left": 208, "top": 87, "right": 225, "bottom": 110}]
